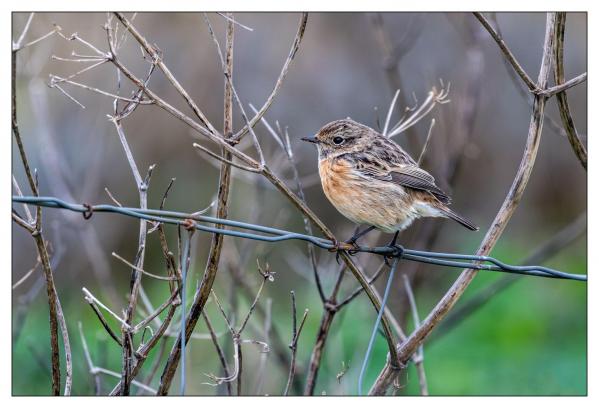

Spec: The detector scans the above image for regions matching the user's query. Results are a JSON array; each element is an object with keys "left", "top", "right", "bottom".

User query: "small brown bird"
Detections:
[{"left": 302, "top": 118, "right": 478, "bottom": 247}]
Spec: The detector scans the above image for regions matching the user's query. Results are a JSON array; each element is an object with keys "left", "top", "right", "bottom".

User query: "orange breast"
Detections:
[
  {"left": 318, "top": 158, "right": 351, "bottom": 202},
  {"left": 318, "top": 157, "right": 415, "bottom": 231},
  {"left": 318, "top": 158, "right": 370, "bottom": 224}
]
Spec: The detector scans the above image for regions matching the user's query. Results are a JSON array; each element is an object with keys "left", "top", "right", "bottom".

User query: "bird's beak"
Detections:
[{"left": 301, "top": 136, "right": 319, "bottom": 144}]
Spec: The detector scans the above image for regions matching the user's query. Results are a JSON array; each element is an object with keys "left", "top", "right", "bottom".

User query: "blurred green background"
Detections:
[{"left": 12, "top": 12, "right": 586, "bottom": 396}]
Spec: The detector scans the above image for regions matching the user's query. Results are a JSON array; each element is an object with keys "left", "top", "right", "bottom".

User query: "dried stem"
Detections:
[
  {"left": 284, "top": 291, "right": 308, "bottom": 396},
  {"left": 202, "top": 311, "right": 233, "bottom": 395},
  {"left": 552, "top": 12, "right": 587, "bottom": 170},
  {"left": 417, "top": 119, "right": 436, "bottom": 166},
  {"left": 369, "top": 13, "right": 558, "bottom": 395},
  {"left": 110, "top": 116, "right": 153, "bottom": 394},
  {"left": 206, "top": 264, "right": 272, "bottom": 395},
  {"left": 49, "top": 13, "right": 402, "bottom": 393},
  {"left": 12, "top": 31, "right": 70, "bottom": 395},
  {"left": 231, "top": 13, "right": 308, "bottom": 142},
  {"left": 473, "top": 12, "right": 539, "bottom": 92},
  {"left": 113, "top": 12, "right": 218, "bottom": 135},
  {"left": 157, "top": 14, "right": 236, "bottom": 394},
  {"left": 402, "top": 274, "right": 428, "bottom": 395}
]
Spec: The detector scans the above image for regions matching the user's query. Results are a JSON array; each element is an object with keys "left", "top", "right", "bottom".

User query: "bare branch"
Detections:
[
  {"left": 369, "top": 12, "right": 559, "bottom": 395},
  {"left": 202, "top": 311, "right": 233, "bottom": 395},
  {"left": 14, "top": 13, "right": 35, "bottom": 50},
  {"left": 193, "top": 143, "right": 262, "bottom": 173},
  {"left": 113, "top": 12, "right": 219, "bottom": 135},
  {"left": 217, "top": 12, "right": 254, "bottom": 32},
  {"left": 112, "top": 252, "right": 177, "bottom": 281},
  {"left": 231, "top": 13, "right": 308, "bottom": 142},
  {"left": 542, "top": 72, "right": 587, "bottom": 98},
  {"left": 12, "top": 256, "right": 41, "bottom": 290},
  {"left": 82, "top": 287, "right": 131, "bottom": 330},
  {"left": 552, "top": 13, "right": 587, "bottom": 170},
  {"left": 473, "top": 12, "right": 539, "bottom": 92},
  {"left": 49, "top": 83, "right": 86, "bottom": 109},
  {"left": 104, "top": 187, "right": 123, "bottom": 207}
]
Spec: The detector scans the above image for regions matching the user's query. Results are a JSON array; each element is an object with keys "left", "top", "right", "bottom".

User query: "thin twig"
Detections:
[
  {"left": 231, "top": 13, "right": 308, "bottom": 142},
  {"left": 13, "top": 32, "right": 66, "bottom": 395},
  {"left": 473, "top": 12, "right": 539, "bottom": 92},
  {"left": 417, "top": 119, "right": 436, "bottom": 166},
  {"left": 14, "top": 13, "right": 35, "bottom": 50},
  {"left": 542, "top": 72, "right": 587, "bottom": 98},
  {"left": 217, "top": 12, "right": 254, "bottom": 32},
  {"left": 202, "top": 311, "right": 233, "bottom": 395},
  {"left": 383, "top": 89, "right": 400, "bottom": 136},
  {"left": 113, "top": 12, "right": 218, "bottom": 135},
  {"left": 284, "top": 291, "right": 308, "bottom": 396},
  {"left": 402, "top": 274, "right": 428, "bottom": 396},
  {"left": 203, "top": 13, "right": 266, "bottom": 166},
  {"left": 193, "top": 143, "right": 261, "bottom": 173},
  {"left": 12, "top": 257, "right": 41, "bottom": 290},
  {"left": 82, "top": 287, "right": 131, "bottom": 330},
  {"left": 112, "top": 252, "right": 177, "bottom": 281}
]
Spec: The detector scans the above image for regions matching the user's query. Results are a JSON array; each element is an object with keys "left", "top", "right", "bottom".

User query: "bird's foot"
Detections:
[
  {"left": 383, "top": 231, "right": 403, "bottom": 266},
  {"left": 343, "top": 238, "right": 360, "bottom": 255},
  {"left": 328, "top": 238, "right": 360, "bottom": 264},
  {"left": 327, "top": 238, "right": 343, "bottom": 264}
]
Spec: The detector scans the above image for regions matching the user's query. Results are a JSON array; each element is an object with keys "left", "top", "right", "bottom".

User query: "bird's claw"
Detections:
[
  {"left": 328, "top": 238, "right": 360, "bottom": 264},
  {"left": 343, "top": 239, "right": 360, "bottom": 255}
]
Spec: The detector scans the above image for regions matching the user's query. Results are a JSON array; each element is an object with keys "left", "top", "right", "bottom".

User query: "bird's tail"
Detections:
[{"left": 439, "top": 207, "right": 479, "bottom": 231}]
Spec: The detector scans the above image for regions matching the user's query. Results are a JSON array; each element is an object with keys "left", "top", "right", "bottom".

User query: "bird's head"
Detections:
[{"left": 301, "top": 118, "right": 378, "bottom": 159}]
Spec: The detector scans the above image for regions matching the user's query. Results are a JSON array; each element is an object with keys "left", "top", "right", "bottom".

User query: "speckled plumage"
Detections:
[{"left": 307, "top": 119, "right": 477, "bottom": 233}]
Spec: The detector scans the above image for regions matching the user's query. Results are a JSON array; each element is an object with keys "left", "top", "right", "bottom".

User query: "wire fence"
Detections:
[{"left": 12, "top": 196, "right": 587, "bottom": 282}]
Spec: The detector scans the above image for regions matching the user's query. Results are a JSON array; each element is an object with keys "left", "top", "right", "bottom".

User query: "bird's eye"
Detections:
[{"left": 332, "top": 136, "right": 344, "bottom": 145}]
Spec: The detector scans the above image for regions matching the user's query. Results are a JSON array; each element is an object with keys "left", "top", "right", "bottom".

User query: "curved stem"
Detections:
[
  {"left": 369, "top": 12, "right": 558, "bottom": 395},
  {"left": 552, "top": 12, "right": 587, "bottom": 170}
]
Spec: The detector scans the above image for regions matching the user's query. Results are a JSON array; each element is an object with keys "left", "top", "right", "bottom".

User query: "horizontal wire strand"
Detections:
[{"left": 12, "top": 196, "right": 586, "bottom": 282}]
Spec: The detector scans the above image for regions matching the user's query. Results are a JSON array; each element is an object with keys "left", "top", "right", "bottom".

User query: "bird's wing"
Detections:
[
  {"left": 388, "top": 166, "right": 451, "bottom": 204},
  {"left": 353, "top": 155, "right": 452, "bottom": 205}
]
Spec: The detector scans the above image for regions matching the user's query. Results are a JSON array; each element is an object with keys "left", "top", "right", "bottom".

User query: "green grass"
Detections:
[{"left": 12, "top": 238, "right": 586, "bottom": 395}]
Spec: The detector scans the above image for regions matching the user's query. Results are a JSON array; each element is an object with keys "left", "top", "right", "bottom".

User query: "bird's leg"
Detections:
[
  {"left": 384, "top": 231, "right": 401, "bottom": 267},
  {"left": 345, "top": 225, "right": 376, "bottom": 251},
  {"left": 330, "top": 226, "right": 378, "bottom": 263}
]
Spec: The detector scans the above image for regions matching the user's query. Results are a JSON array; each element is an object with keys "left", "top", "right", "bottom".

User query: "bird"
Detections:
[{"left": 302, "top": 118, "right": 478, "bottom": 250}]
